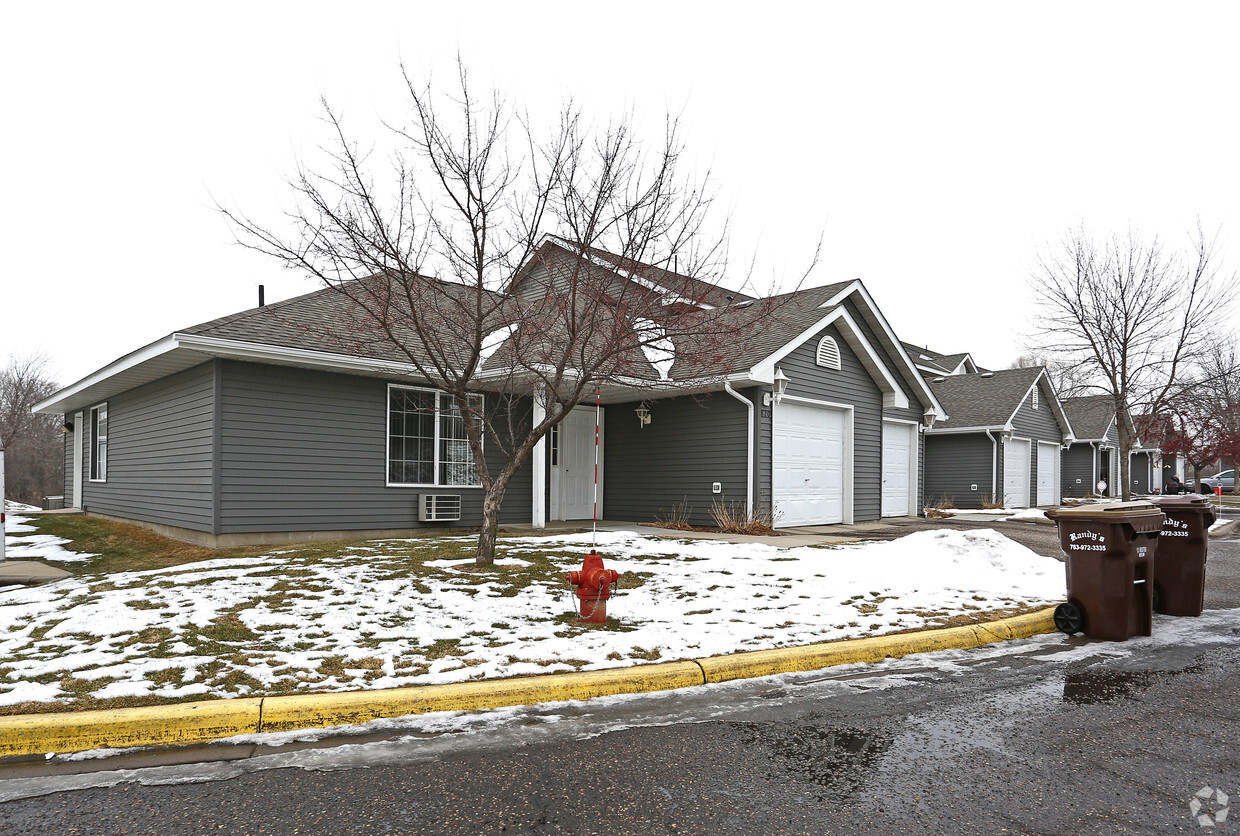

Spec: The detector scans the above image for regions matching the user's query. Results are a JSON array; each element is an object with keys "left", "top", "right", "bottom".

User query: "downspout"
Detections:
[
  {"left": 985, "top": 429, "right": 999, "bottom": 501},
  {"left": 724, "top": 382, "right": 755, "bottom": 513},
  {"left": 1089, "top": 441, "right": 1098, "bottom": 491}
]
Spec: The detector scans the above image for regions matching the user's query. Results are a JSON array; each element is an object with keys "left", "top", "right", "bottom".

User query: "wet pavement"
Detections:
[{"left": 1, "top": 593, "right": 1238, "bottom": 834}]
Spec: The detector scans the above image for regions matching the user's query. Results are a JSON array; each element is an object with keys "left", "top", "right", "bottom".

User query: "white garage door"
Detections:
[
  {"left": 773, "top": 401, "right": 845, "bottom": 527},
  {"left": 882, "top": 421, "right": 914, "bottom": 517},
  {"left": 1003, "top": 439, "right": 1031, "bottom": 508},
  {"left": 1036, "top": 442, "right": 1058, "bottom": 506}
]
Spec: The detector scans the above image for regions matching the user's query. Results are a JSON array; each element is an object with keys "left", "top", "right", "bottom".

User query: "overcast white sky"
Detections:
[{"left": 4, "top": 2, "right": 1238, "bottom": 386}]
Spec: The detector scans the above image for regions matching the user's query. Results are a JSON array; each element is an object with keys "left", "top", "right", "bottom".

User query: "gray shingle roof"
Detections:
[
  {"left": 1061, "top": 395, "right": 1118, "bottom": 440},
  {"left": 928, "top": 367, "right": 1044, "bottom": 428},
  {"left": 900, "top": 342, "right": 975, "bottom": 374}
]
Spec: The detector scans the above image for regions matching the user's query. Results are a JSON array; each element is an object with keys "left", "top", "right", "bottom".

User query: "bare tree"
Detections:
[
  {"left": 222, "top": 61, "right": 799, "bottom": 564},
  {"left": 1031, "top": 223, "right": 1236, "bottom": 500},
  {"left": 1009, "top": 353, "right": 1092, "bottom": 398},
  {"left": 1, "top": 353, "right": 62, "bottom": 505}
]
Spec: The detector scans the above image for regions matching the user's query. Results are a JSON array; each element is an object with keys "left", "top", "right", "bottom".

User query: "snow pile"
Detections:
[
  {"left": 2, "top": 514, "right": 99, "bottom": 562},
  {"left": 4, "top": 500, "right": 41, "bottom": 513},
  {"left": 0, "top": 528, "right": 1064, "bottom": 708},
  {"left": 928, "top": 508, "right": 1010, "bottom": 516},
  {"left": 1006, "top": 508, "right": 1049, "bottom": 522}
]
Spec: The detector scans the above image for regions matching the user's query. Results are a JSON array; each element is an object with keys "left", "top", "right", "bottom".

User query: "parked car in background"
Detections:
[{"left": 1199, "top": 469, "right": 1237, "bottom": 493}]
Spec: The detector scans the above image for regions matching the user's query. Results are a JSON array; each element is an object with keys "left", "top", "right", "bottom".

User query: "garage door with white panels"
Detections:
[
  {"left": 772, "top": 400, "right": 847, "bottom": 527},
  {"left": 1003, "top": 438, "right": 1031, "bottom": 509},
  {"left": 881, "top": 420, "right": 917, "bottom": 517}
]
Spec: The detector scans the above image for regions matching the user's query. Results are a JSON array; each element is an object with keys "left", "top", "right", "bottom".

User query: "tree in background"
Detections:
[
  {"left": 1, "top": 354, "right": 62, "bottom": 505},
  {"left": 1009, "top": 353, "right": 1092, "bottom": 398},
  {"left": 222, "top": 61, "right": 804, "bottom": 564},
  {"left": 1031, "top": 224, "right": 1236, "bottom": 500}
]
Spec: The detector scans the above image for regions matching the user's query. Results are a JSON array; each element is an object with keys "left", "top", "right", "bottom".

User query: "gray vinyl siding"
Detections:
[
  {"left": 840, "top": 298, "right": 932, "bottom": 418},
  {"left": 755, "top": 386, "right": 773, "bottom": 514},
  {"left": 780, "top": 322, "right": 884, "bottom": 521},
  {"left": 1062, "top": 444, "right": 1096, "bottom": 498},
  {"left": 602, "top": 389, "right": 752, "bottom": 527},
  {"left": 217, "top": 361, "right": 532, "bottom": 533},
  {"left": 63, "top": 426, "right": 74, "bottom": 506},
  {"left": 1009, "top": 378, "right": 1064, "bottom": 505},
  {"left": 924, "top": 434, "right": 994, "bottom": 510},
  {"left": 80, "top": 363, "right": 216, "bottom": 532}
]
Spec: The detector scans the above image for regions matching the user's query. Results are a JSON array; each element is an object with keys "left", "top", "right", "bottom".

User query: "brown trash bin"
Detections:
[
  {"left": 1151, "top": 495, "right": 1216, "bottom": 616},
  {"left": 1046, "top": 502, "right": 1164, "bottom": 641}
]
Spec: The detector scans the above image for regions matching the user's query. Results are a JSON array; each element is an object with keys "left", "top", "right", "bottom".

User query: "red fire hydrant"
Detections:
[{"left": 567, "top": 552, "right": 621, "bottom": 624}]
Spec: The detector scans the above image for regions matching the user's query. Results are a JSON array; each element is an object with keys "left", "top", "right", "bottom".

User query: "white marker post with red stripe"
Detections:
[
  {"left": 592, "top": 387, "right": 601, "bottom": 548},
  {"left": 1, "top": 446, "right": 6, "bottom": 565}
]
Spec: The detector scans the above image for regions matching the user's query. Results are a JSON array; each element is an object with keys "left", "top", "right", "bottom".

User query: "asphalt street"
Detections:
[{"left": 1, "top": 533, "right": 1236, "bottom": 836}]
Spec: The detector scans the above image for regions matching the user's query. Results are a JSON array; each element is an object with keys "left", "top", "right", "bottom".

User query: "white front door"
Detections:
[
  {"left": 882, "top": 421, "right": 915, "bottom": 517},
  {"left": 556, "top": 407, "right": 602, "bottom": 521},
  {"left": 1036, "top": 441, "right": 1058, "bottom": 506},
  {"left": 1003, "top": 438, "right": 1031, "bottom": 508},
  {"left": 72, "top": 411, "right": 83, "bottom": 509},
  {"left": 773, "top": 401, "right": 846, "bottom": 527}
]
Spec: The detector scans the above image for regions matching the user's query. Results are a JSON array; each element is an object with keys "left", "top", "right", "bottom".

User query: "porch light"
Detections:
[
  {"left": 635, "top": 405, "right": 651, "bottom": 428},
  {"left": 764, "top": 367, "right": 791, "bottom": 406}
]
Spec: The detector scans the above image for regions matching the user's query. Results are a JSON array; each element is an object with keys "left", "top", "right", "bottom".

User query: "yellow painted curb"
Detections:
[
  {"left": 258, "top": 661, "right": 704, "bottom": 733},
  {"left": 0, "top": 608, "right": 1058, "bottom": 759},
  {"left": 695, "top": 607, "right": 1057, "bottom": 684},
  {"left": 0, "top": 697, "right": 263, "bottom": 760}
]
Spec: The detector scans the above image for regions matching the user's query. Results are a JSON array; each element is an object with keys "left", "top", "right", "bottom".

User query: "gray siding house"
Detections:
[
  {"left": 923, "top": 368, "right": 1074, "bottom": 509},
  {"left": 1060, "top": 396, "right": 1161, "bottom": 497},
  {"left": 37, "top": 240, "right": 944, "bottom": 545}
]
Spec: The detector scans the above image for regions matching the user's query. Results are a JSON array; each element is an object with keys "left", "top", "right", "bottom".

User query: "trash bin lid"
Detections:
[
  {"left": 1152, "top": 495, "right": 1215, "bottom": 512},
  {"left": 1046, "top": 501, "right": 1165, "bottom": 533}
]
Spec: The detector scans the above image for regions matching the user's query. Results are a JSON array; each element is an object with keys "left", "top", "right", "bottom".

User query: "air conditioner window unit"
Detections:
[{"left": 419, "top": 494, "right": 462, "bottom": 522}]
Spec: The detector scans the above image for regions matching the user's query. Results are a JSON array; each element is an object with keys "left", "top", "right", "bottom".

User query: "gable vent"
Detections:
[
  {"left": 816, "top": 335, "right": 841, "bottom": 370},
  {"left": 419, "top": 494, "right": 462, "bottom": 522},
  {"left": 980, "top": 372, "right": 994, "bottom": 378}
]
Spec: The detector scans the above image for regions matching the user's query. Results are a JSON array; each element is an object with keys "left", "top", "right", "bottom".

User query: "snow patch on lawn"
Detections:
[
  {"left": 0, "top": 528, "right": 1064, "bottom": 708},
  {"left": 1005, "top": 508, "right": 1049, "bottom": 522}
]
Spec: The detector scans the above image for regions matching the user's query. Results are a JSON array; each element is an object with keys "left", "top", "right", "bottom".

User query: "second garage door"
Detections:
[
  {"left": 1036, "top": 441, "right": 1058, "bottom": 506},
  {"left": 1003, "top": 438, "right": 1031, "bottom": 508},
  {"left": 773, "top": 401, "right": 845, "bottom": 527}
]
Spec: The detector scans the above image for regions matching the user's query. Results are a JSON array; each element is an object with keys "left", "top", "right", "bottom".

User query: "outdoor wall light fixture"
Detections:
[
  {"left": 763, "top": 367, "right": 791, "bottom": 406},
  {"left": 635, "top": 405, "right": 651, "bottom": 428}
]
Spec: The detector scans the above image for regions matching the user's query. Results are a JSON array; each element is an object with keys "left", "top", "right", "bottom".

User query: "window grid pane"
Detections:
[{"left": 388, "top": 389, "right": 436, "bottom": 484}]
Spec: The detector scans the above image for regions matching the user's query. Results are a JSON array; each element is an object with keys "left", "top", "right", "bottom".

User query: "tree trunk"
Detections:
[{"left": 474, "top": 469, "right": 518, "bottom": 566}]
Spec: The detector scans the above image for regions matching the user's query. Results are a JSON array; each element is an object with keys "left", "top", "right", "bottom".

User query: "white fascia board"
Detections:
[
  {"left": 751, "top": 305, "right": 909, "bottom": 410},
  {"left": 925, "top": 424, "right": 1007, "bottom": 435},
  {"left": 820, "top": 282, "right": 946, "bottom": 419},
  {"left": 174, "top": 334, "right": 426, "bottom": 379},
  {"left": 32, "top": 335, "right": 181, "bottom": 414}
]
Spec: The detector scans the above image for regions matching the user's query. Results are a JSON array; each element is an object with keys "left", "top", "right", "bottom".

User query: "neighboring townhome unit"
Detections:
[
  {"left": 923, "top": 367, "right": 1074, "bottom": 510},
  {"left": 1059, "top": 396, "right": 1160, "bottom": 498}
]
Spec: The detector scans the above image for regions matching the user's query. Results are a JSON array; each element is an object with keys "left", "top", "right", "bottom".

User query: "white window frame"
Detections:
[
  {"left": 1031, "top": 387, "right": 1039, "bottom": 410},
  {"left": 386, "top": 383, "right": 484, "bottom": 488},
  {"left": 89, "top": 403, "right": 108, "bottom": 482}
]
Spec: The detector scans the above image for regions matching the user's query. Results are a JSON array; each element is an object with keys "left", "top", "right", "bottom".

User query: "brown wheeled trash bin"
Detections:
[
  {"left": 1045, "top": 502, "right": 1163, "bottom": 641},
  {"left": 1151, "top": 495, "right": 1216, "bottom": 616}
]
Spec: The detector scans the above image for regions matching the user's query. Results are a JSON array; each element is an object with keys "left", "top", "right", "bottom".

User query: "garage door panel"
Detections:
[
  {"left": 773, "top": 402, "right": 845, "bottom": 527},
  {"left": 1003, "top": 439, "right": 1031, "bottom": 508},
  {"left": 1036, "top": 442, "right": 1057, "bottom": 506},
  {"left": 882, "top": 422, "right": 913, "bottom": 517}
]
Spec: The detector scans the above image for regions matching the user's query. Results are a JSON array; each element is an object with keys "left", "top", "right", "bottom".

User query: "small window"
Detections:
[
  {"left": 90, "top": 404, "right": 108, "bottom": 482},
  {"left": 816, "top": 335, "right": 841, "bottom": 370},
  {"left": 1032, "top": 388, "right": 1039, "bottom": 410},
  {"left": 549, "top": 424, "right": 559, "bottom": 467}
]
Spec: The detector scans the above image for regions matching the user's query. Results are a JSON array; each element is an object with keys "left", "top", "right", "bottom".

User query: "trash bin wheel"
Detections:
[{"left": 1054, "top": 601, "right": 1085, "bottom": 635}]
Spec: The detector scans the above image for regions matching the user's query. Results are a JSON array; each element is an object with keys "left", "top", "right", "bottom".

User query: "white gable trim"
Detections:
[
  {"left": 1004, "top": 370, "right": 1076, "bottom": 444},
  {"left": 751, "top": 306, "right": 909, "bottom": 409}
]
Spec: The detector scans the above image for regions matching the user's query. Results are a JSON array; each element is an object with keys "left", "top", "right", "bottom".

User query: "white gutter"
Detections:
[
  {"left": 723, "top": 382, "right": 755, "bottom": 513},
  {"left": 985, "top": 429, "right": 999, "bottom": 499}
]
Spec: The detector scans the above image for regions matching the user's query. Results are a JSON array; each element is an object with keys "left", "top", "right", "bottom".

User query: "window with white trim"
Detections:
[
  {"left": 815, "top": 335, "right": 841, "bottom": 370},
  {"left": 549, "top": 424, "right": 559, "bottom": 467},
  {"left": 90, "top": 403, "right": 108, "bottom": 482},
  {"left": 387, "top": 386, "right": 484, "bottom": 486},
  {"left": 1032, "top": 387, "right": 1039, "bottom": 410}
]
